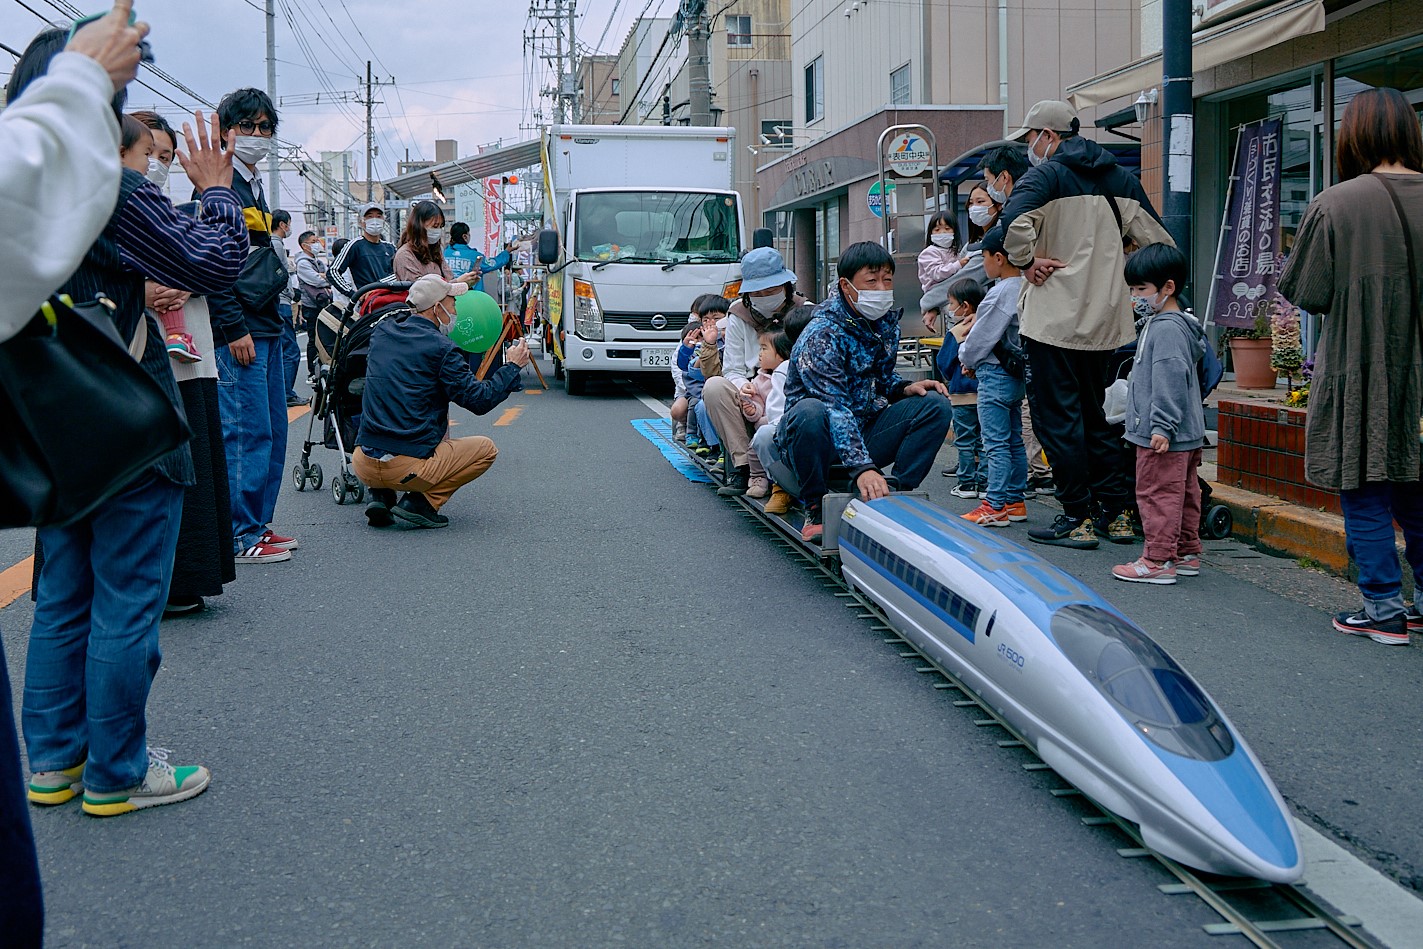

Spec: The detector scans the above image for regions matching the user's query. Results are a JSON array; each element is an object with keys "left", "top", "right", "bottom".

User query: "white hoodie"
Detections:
[{"left": 0, "top": 53, "right": 122, "bottom": 342}]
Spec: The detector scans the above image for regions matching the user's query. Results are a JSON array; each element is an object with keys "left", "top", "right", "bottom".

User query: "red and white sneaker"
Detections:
[
  {"left": 1003, "top": 501, "right": 1028, "bottom": 522},
  {"left": 260, "top": 529, "right": 298, "bottom": 550},
  {"left": 961, "top": 501, "right": 1012, "bottom": 527},
  {"left": 1112, "top": 557, "right": 1176, "bottom": 585},
  {"left": 1175, "top": 553, "right": 1201, "bottom": 576},
  {"left": 235, "top": 542, "right": 291, "bottom": 564}
]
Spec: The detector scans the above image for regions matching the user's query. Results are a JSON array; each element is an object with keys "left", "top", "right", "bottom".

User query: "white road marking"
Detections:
[
  {"left": 631, "top": 390, "right": 671, "bottom": 419},
  {"left": 1298, "top": 821, "right": 1423, "bottom": 948}
]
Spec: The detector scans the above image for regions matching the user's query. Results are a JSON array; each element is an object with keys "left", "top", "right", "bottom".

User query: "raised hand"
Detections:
[{"left": 176, "top": 110, "right": 236, "bottom": 193}]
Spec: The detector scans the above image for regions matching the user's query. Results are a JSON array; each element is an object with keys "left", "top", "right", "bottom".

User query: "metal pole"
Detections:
[
  {"left": 553, "top": 0, "right": 565, "bottom": 124},
  {"left": 365, "top": 61, "right": 375, "bottom": 202},
  {"left": 265, "top": 0, "right": 280, "bottom": 207},
  {"left": 1161, "top": 0, "right": 1193, "bottom": 258},
  {"left": 567, "top": 0, "right": 579, "bottom": 122},
  {"left": 343, "top": 153, "right": 351, "bottom": 236}
]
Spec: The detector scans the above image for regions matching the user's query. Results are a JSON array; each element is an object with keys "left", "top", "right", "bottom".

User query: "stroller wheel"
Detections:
[
  {"left": 291, "top": 463, "right": 307, "bottom": 491},
  {"left": 1205, "top": 504, "right": 1233, "bottom": 540},
  {"left": 348, "top": 477, "right": 366, "bottom": 504},
  {"left": 331, "top": 477, "right": 348, "bottom": 505},
  {"left": 308, "top": 463, "right": 324, "bottom": 491}
]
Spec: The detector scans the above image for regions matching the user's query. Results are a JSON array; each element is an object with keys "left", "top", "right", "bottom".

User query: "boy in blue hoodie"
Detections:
[{"left": 1112, "top": 243, "right": 1207, "bottom": 585}]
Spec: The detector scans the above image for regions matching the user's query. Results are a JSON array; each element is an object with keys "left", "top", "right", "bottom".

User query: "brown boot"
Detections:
[{"left": 764, "top": 485, "right": 792, "bottom": 515}]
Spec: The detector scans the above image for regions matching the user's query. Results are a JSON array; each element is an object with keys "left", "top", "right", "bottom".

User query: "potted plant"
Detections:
[
  {"left": 1225, "top": 309, "right": 1276, "bottom": 389},
  {"left": 1270, "top": 299, "right": 1304, "bottom": 391}
]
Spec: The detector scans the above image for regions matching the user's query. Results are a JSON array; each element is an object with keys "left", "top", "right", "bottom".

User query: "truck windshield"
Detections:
[{"left": 574, "top": 192, "right": 740, "bottom": 264}]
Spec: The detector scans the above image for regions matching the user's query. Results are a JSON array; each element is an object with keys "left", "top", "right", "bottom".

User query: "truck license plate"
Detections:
[{"left": 640, "top": 349, "right": 674, "bottom": 368}]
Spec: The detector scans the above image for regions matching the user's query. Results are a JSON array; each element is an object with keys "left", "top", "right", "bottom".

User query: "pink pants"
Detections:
[{"left": 1135, "top": 446, "right": 1203, "bottom": 564}]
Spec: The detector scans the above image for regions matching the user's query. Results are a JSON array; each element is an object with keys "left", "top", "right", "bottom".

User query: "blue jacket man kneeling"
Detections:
[
  {"left": 777, "top": 241, "right": 952, "bottom": 542},
  {"left": 353, "top": 274, "right": 530, "bottom": 528}
]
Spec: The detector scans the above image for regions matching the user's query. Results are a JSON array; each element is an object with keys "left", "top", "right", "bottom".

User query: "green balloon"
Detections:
[{"left": 449, "top": 290, "right": 503, "bottom": 353}]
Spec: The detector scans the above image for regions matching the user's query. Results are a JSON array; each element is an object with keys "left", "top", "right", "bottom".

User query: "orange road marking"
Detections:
[
  {"left": 288, "top": 405, "right": 310, "bottom": 423},
  {"left": 493, "top": 406, "right": 524, "bottom": 427},
  {"left": 0, "top": 557, "right": 35, "bottom": 610}
]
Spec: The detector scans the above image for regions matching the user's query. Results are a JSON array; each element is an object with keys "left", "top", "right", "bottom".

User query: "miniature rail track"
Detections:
[{"left": 678, "top": 441, "right": 1377, "bottom": 947}]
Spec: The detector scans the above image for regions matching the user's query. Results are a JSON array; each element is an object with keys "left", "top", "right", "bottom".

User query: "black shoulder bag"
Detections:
[{"left": 0, "top": 295, "right": 188, "bottom": 528}]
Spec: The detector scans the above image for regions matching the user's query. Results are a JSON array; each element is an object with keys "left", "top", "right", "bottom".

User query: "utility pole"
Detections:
[
  {"left": 1161, "top": 0, "right": 1193, "bottom": 259},
  {"left": 567, "top": 0, "right": 579, "bottom": 122},
  {"left": 553, "top": 0, "right": 564, "bottom": 123},
  {"left": 686, "top": 0, "right": 712, "bottom": 126},
  {"left": 265, "top": 0, "right": 280, "bottom": 207},
  {"left": 364, "top": 61, "right": 376, "bottom": 201},
  {"left": 342, "top": 153, "right": 352, "bottom": 236},
  {"left": 530, "top": 0, "right": 578, "bottom": 126}
]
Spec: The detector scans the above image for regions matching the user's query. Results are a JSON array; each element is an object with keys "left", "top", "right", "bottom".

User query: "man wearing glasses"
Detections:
[{"left": 204, "top": 88, "right": 300, "bottom": 564}]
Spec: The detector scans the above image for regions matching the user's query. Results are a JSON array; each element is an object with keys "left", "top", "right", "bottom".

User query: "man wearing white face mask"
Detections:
[
  {"left": 997, "top": 99, "right": 1173, "bottom": 550},
  {"left": 778, "top": 242, "right": 952, "bottom": 543},
  {"left": 203, "top": 87, "right": 301, "bottom": 564},
  {"left": 352, "top": 274, "right": 530, "bottom": 529},
  {"left": 329, "top": 202, "right": 397, "bottom": 300}
]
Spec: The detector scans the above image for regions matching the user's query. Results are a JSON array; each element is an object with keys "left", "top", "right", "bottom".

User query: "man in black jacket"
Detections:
[
  {"left": 329, "top": 202, "right": 396, "bottom": 299},
  {"left": 352, "top": 274, "right": 530, "bottom": 528},
  {"left": 205, "top": 87, "right": 298, "bottom": 564}
]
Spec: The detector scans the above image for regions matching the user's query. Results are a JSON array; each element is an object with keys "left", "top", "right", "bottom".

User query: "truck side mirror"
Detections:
[
  {"left": 536, "top": 229, "right": 560, "bottom": 266},
  {"left": 752, "top": 227, "right": 774, "bottom": 249}
]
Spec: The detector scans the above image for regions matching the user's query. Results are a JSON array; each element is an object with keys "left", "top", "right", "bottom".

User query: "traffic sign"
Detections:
[
  {"left": 886, "top": 132, "right": 931, "bottom": 177},
  {"left": 867, "top": 180, "right": 897, "bottom": 219}
]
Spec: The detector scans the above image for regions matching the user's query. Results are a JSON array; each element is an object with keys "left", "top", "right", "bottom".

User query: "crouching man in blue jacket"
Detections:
[
  {"left": 352, "top": 274, "right": 529, "bottom": 528},
  {"left": 777, "top": 242, "right": 952, "bottom": 543}
]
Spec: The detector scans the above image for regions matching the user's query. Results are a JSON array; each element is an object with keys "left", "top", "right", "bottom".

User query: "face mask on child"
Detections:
[
  {"left": 1131, "top": 291, "right": 1165, "bottom": 319},
  {"left": 930, "top": 232, "right": 955, "bottom": 249},
  {"left": 146, "top": 157, "right": 169, "bottom": 188}
]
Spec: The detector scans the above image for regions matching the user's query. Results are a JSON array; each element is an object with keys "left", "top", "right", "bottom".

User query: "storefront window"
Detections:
[
  {"left": 1333, "top": 41, "right": 1423, "bottom": 156},
  {"left": 814, "top": 201, "right": 839, "bottom": 300}
]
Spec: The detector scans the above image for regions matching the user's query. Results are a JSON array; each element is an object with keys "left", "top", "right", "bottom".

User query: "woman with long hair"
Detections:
[
  {"left": 1279, "top": 87, "right": 1423, "bottom": 646},
  {"left": 392, "top": 200, "right": 479, "bottom": 285}
]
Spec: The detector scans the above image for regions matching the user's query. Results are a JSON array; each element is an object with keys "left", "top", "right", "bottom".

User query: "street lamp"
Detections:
[{"left": 1134, "top": 88, "right": 1158, "bottom": 124}]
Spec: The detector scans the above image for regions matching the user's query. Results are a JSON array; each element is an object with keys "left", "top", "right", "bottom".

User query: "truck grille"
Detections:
[{"left": 604, "top": 312, "right": 678, "bottom": 332}]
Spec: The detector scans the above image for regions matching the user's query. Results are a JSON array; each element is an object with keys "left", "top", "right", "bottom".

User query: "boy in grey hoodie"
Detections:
[{"left": 1113, "top": 244, "right": 1207, "bottom": 585}]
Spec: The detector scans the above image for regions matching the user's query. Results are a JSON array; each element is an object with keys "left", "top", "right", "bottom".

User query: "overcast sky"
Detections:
[{"left": 1, "top": 0, "right": 673, "bottom": 214}]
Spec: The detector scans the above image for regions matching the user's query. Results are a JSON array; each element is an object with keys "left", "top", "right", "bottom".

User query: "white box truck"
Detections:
[{"left": 535, "top": 125, "right": 745, "bottom": 395}]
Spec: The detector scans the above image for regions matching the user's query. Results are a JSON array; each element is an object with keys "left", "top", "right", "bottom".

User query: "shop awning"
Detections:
[
  {"left": 1065, "top": 0, "right": 1325, "bottom": 109},
  {"left": 383, "top": 138, "right": 542, "bottom": 199}
]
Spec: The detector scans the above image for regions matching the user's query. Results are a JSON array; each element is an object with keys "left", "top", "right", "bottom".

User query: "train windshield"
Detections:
[{"left": 1050, "top": 604, "right": 1235, "bottom": 761}]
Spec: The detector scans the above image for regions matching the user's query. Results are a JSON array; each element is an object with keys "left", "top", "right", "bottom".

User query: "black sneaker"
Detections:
[
  {"left": 163, "top": 595, "right": 204, "bottom": 616},
  {"left": 1333, "top": 610, "right": 1409, "bottom": 645},
  {"left": 718, "top": 465, "right": 750, "bottom": 497},
  {"left": 392, "top": 492, "right": 449, "bottom": 529},
  {"left": 1408, "top": 606, "right": 1423, "bottom": 632},
  {"left": 1028, "top": 476, "right": 1056, "bottom": 496},
  {"left": 1028, "top": 514, "right": 1100, "bottom": 549},
  {"left": 800, "top": 505, "right": 824, "bottom": 544},
  {"left": 1095, "top": 511, "right": 1137, "bottom": 545},
  {"left": 365, "top": 488, "right": 397, "bottom": 527}
]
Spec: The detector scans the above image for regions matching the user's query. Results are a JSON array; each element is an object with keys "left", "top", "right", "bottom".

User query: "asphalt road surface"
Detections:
[{"left": 2, "top": 362, "right": 1420, "bottom": 948}]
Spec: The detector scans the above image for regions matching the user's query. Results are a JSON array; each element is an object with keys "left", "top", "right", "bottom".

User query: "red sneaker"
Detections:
[
  {"left": 261, "top": 529, "right": 298, "bottom": 550},
  {"left": 961, "top": 501, "right": 1011, "bottom": 527},
  {"left": 235, "top": 542, "right": 291, "bottom": 564}
]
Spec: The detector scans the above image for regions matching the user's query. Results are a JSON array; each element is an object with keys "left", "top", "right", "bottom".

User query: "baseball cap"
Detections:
[
  {"left": 1008, "top": 100, "right": 1080, "bottom": 141},
  {"left": 407, "top": 273, "right": 467, "bottom": 312},
  {"left": 360, "top": 202, "right": 384, "bottom": 218}
]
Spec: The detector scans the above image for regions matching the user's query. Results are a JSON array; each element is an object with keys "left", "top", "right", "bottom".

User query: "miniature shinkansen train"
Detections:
[{"left": 684, "top": 453, "right": 1303, "bottom": 883}]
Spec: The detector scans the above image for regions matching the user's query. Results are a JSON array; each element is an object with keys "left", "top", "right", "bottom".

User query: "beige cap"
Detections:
[
  {"left": 407, "top": 273, "right": 468, "bottom": 312},
  {"left": 1008, "top": 100, "right": 1080, "bottom": 141}
]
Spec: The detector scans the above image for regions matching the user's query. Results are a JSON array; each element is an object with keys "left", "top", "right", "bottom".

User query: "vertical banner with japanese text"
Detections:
[
  {"left": 483, "top": 177, "right": 501, "bottom": 257},
  {"left": 1209, "top": 118, "right": 1284, "bottom": 329}
]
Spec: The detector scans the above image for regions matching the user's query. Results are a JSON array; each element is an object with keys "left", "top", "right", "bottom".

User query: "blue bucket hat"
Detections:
[{"left": 738, "top": 247, "right": 798, "bottom": 294}]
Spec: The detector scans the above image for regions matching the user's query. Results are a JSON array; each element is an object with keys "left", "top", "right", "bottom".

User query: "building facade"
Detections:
[{"left": 578, "top": 54, "right": 622, "bottom": 124}]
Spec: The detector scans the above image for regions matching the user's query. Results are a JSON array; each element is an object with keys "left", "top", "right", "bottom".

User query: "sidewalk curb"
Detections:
[{"left": 1210, "top": 483, "right": 1353, "bottom": 575}]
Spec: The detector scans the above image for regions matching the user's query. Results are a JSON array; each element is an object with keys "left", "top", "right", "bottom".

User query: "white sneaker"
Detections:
[
  {"left": 746, "top": 477, "right": 770, "bottom": 498},
  {"left": 82, "top": 748, "right": 211, "bottom": 817},
  {"left": 950, "top": 483, "right": 981, "bottom": 500}
]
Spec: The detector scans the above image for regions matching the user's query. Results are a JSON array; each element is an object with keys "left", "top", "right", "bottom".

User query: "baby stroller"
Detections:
[{"left": 291, "top": 281, "right": 412, "bottom": 505}]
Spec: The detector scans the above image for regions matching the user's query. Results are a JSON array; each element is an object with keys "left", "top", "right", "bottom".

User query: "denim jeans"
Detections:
[
  {"left": 215, "top": 337, "right": 288, "bottom": 551},
  {"left": 1, "top": 630, "right": 43, "bottom": 945},
  {"left": 1338, "top": 481, "right": 1423, "bottom": 619},
  {"left": 951, "top": 404, "right": 983, "bottom": 487},
  {"left": 753, "top": 422, "right": 799, "bottom": 496},
  {"left": 694, "top": 399, "right": 720, "bottom": 447},
  {"left": 279, "top": 304, "right": 302, "bottom": 401},
  {"left": 780, "top": 393, "right": 953, "bottom": 501},
  {"left": 975, "top": 363, "right": 1028, "bottom": 509},
  {"left": 23, "top": 475, "right": 183, "bottom": 794}
]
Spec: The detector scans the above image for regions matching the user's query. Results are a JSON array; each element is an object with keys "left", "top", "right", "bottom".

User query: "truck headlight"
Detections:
[{"left": 573, "top": 278, "right": 604, "bottom": 342}]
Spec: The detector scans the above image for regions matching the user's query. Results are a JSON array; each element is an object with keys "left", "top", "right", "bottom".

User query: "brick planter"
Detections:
[{"left": 1216, "top": 399, "right": 1341, "bottom": 514}]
